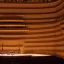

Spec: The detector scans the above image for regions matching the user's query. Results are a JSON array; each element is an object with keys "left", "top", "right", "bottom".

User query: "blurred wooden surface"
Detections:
[{"left": 0, "top": 0, "right": 64, "bottom": 58}]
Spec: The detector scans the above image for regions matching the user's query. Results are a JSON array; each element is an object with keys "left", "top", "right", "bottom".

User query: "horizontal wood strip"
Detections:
[
  {"left": 0, "top": 9, "right": 63, "bottom": 18},
  {"left": 0, "top": 34, "right": 62, "bottom": 39},
  {"left": 25, "top": 36, "right": 64, "bottom": 41},
  {"left": 0, "top": 0, "right": 62, "bottom": 8},
  {"left": 0, "top": 45, "right": 23, "bottom": 47},
  {"left": 26, "top": 21, "right": 61, "bottom": 28},
  {"left": 24, "top": 34, "right": 63, "bottom": 39},
  {"left": 25, "top": 41, "right": 64, "bottom": 46},
  {"left": 28, "top": 28, "right": 61, "bottom": 33},
  {"left": 22, "top": 11, "right": 63, "bottom": 19},
  {"left": 24, "top": 47, "right": 55, "bottom": 50},
  {"left": 27, "top": 25, "right": 60, "bottom": 30},
  {"left": 0, "top": 4, "right": 63, "bottom": 14},
  {"left": 24, "top": 45, "right": 64, "bottom": 47},
  {"left": 26, "top": 38, "right": 64, "bottom": 43}
]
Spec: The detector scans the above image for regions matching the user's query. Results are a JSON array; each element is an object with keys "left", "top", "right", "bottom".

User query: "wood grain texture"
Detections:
[{"left": 0, "top": 0, "right": 64, "bottom": 58}]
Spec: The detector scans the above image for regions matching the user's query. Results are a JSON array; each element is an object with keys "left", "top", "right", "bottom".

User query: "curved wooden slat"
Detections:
[{"left": 0, "top": 0, "right": 62, "bottom": 8}]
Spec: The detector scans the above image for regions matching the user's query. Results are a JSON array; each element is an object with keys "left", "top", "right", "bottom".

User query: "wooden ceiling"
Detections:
[{"left": 0, "top": 0, "right": 64, "bottom": 58}]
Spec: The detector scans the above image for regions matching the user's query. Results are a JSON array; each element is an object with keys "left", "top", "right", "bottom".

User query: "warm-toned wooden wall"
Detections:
[{"left": 0, "top": 0, "right": 64, "bottom": 58}]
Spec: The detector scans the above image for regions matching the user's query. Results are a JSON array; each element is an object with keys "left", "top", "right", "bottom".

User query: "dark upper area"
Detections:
[{"left": 0, "top": 0, "right": 58, "bottom": 3}]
